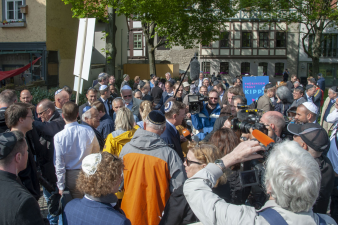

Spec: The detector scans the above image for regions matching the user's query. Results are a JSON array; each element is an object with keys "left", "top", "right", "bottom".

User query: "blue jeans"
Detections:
[{"left": 43, "top": 187, "right": 63, "bottom": 225}]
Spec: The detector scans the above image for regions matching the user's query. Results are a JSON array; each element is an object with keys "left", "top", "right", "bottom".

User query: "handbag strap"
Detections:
[
  {"left": 258, "top": 208, "right": 288, "bottom": 225},
  {"left": 317, "top": 214, "right": 327, "bottom": 225}
]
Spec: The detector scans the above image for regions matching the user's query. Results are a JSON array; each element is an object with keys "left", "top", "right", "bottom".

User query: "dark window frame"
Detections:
[
  {"left": 202, "top": 62, "right": 211, "bottom": 74},
  {"left": 242, "top": 32, "right": 252, "bottom": 48},
  {"left": 259, "top": 32, "right": 269, "bottom": 48},
  {"left": 241, "top": 62, "right": 250, "bottom": 75},
  {"left": 220, "top": 62, "right": 229, "bottom": 74},
  {"left": 275, "top": 62, "right": 284, "bottom": 76},
  {"left": 220, "top": 32, "right": 230, "bottom": 48},
  {"left": 276, "top": 32, "right": 286, "bottom": 48},
  {"left": 258, "top": 62, "right": 268, "bottom": 75}
]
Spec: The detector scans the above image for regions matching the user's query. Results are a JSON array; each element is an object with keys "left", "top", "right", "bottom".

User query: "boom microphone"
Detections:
[
  {"left": 252, "top": 129, "right": 275, "bottom": 147},
  {"left": 190, "top": 53, "right": 200, "bottom": 81}
]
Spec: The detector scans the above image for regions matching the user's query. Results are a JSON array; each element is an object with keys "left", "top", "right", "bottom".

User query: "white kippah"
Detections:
[
  {"left": 55, "top": 89, "right": 62, "bottom": 96},
  {"left": 99, "top": 85, "right": 108, "bottom": 91},
  {"left": 82, "top": 153, "right": 102, "bottom": 176},
  {"left": 164, "top": 101, "right": 173, "bottom": 114},
  {"left": 121, "top": 85, "right": 132, "bottom": 91},
  {"left": 302, "top": 102, "right": 318, "bottom": 114}
]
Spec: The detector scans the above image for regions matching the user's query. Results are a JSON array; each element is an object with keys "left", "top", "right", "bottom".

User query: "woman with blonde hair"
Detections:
[
  {"left": 159, "top": 143, "right": 228, "bottom": 225},
  {"left": 103, "top": 107, "right": 139, "bottom": 156},
  {"left": 136, "top": 100, "right": 153, "bottom": 129},
  {"left": 64, "top": 152, "right": 130, "bottom": 225}
]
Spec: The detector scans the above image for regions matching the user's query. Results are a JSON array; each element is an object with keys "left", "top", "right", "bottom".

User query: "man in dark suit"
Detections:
[
  {"left": 160, "top": 100, "right": 185, "bottom": 161},
  {"left": 98, "top": 85, "right": 113, "bottom": 117},
  {"left": 0, "top": 131, "right": 45, "bottom": 225},
  {"left": 155, "top": 81, "right": 174, "bottom": 114},
  {"left": 79, "top": 88, "right": 98, "bottom": 120},
  {"left": 151, "top": 80, "right": 163, "bottom": 105}
]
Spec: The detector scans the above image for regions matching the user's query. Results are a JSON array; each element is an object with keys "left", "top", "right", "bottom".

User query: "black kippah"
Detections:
[
  {"left": 0, "top": 132, "right": 17, "bottom": 160},
  {"left": 147, "top": 110, "right": 166, "bottom": 125}
]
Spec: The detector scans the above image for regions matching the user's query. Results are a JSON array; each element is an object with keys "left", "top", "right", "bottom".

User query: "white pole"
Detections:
[{"left": 76, "top": 18, "right": 88, "bottom": 105}]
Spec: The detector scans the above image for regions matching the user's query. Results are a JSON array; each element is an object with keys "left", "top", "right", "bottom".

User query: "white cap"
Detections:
[
  {"left": 302, "top": 102, "right": 318, "bottom": 114},
  {"left": 82, "top": 153, "right": 102, "bottom": 176},
  {"left": 121, "top": 85, "right": 132, "bottom": 90},
  {"left": 99, "top": 85, "right": 108, "bottom": 91},
  {"left": 182, "top": 82, "right": 190, "bottom": 87}
]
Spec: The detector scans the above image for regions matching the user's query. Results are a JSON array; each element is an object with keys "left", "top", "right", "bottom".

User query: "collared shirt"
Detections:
[
  {"left": 198, "top": 79, "right": 203, "bottom": 88},
  {"left": 88, "top": 101, "right": 92, "bottom": 106},
  {"left": 100, "top": 97, "right": 110, "bottom": 115},
  {"left": 167, "top": 91, "right": 174, "bottom": 97},
  {"left": 219, "top": 91, "right": 224, "bottom": 102},
  {"left": 306, "top": 93, "right": 313, "bottom": 102},
  {"left": 54, "top": 121, "right": 99, "bottom": 190},
  {"left": 125, "top": 99, "right": 133, "bottom": 111},
  {"left": 166, "top": 119, "right": 177, "bottom": 134}
]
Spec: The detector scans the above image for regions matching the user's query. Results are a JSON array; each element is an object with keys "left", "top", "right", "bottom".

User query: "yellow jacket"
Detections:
[{"left": 103, "top": 125, "right": 139, "bottom": 156}]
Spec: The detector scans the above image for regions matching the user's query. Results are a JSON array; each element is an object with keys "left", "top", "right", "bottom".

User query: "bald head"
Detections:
[
  {"left": 260, "top": 111, "right": 285, "bottom": 137},
  {"left": 55, "top": 90, "right": 70, "bottom": 109},
  {"left": 20, "top": 90, "right": 32, "bottom": 104}
]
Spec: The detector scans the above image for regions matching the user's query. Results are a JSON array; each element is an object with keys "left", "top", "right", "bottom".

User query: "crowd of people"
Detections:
[{"left": 0, "top": 70, "right": 338, "bottom": 225}]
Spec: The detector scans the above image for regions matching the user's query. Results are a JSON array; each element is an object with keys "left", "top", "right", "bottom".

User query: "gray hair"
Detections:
[
  {"left": 113, "top": 98, "right": 124, "bottom": 105},
  {"left": 144, "top": 117, "right": 166, "bottom": 131},
  {"left": 115, "top": 107, "right": 134, "bottom": 131},
  {"left": 276, "top": 86, "right": 293, "bottom": 104},
  {"left": 98, "top": 73, "right": 108, "bottom": 82},
  {"left": 0, "top": 89, "right": 17, "bottom": 105},
  {"left": 81, "top": 106, "right": 97, "bottom": 121},
  {"left": 265, "top": 140, "right": 321, "bottom": 213},
  {"left": 165, "top": 72, "right": 171, "bottom": 77}
]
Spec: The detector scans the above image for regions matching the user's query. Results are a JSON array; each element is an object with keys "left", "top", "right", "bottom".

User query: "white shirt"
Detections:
[{"left": 54, "top": 122, "right": 100, "bottom": 190}]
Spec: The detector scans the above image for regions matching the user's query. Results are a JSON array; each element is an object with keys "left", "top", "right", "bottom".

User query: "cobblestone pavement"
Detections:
[{"left": 38, "top": 189, "right": 48, "bottom": 218}]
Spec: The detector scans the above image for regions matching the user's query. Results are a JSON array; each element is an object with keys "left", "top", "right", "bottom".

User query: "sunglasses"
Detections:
[
  {"left": 123, "top": 95, "right": 132, "bottom": 98},
  {"left": 209, "top": 97, "right": 218, "bottom": 100},
  {"left": 185, "top": 158, "right": 203, "bottom": 166}
]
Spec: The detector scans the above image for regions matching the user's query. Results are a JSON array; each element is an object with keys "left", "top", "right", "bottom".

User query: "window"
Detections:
[
  {"left": 220, "top": 32, "right": 230, "bottom": 48},
  {"left": 202, "top": 62, "right": 210, "bottom": 74},
  {"left": 258, "top": 62, "right": 268, "bottom": 75},
  {"left": 309, "top": 34, "right": 338, "bottom": 57},
  {"left": 157, "top": 36, "right": 170, "bottom": 50},
  {"left": 220, "top": 62, "right": 229, "bottom": 74},
  {"left": 241, "top": 62, "right": 250, "bottom": 75},
  {"left": 275, "top": 63, "right": 284, "bottom": 76},
  {"left": 133, "top": 34, "right": 142, "bottom": 49},
  {"left": 259, "top": 32, "right": 269, "bottom": 48},
  {"left": 276, "top": 32, "right": 286, "bottom": 47},
  {"left": 5, "top": 0, "right": 23, "bottom": 20},
  {"left": 242, "top": 32, "right": 252, "bottom": 47}
]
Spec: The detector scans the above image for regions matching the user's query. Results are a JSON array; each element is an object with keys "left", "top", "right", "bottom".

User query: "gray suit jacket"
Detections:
[
  {"left": 289, "top": 97, "right": 306, "bottom": 110},
  {"left": 131, "top": 97, "right": 143, "bottom": 120},
  {"left": 257, "top": 94, "right": 274, "bottom": 112}
]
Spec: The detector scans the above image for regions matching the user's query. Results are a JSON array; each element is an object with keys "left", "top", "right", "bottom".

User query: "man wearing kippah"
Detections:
[
  {"left": 120, "top": 85, "right": 142, "bottom": 121},
  {"left": 98, "top": 85, "right": 113, "bottom": 116},
  {"left": 54, "top": 89, "right": 69, "bottom": 115},
  {"left": 295, "top": 102, "right": 318, "bottom": 124},
  {"left": 0, "top": 131, "right": 45, "bottom": 225},
  {"left": 320, "top": 86, "right": 338, "bottom": 132},
  {"left": 120, "top": 110, "right": 186, "bottom": 225},
  {"left": 93, "top": 72, "right": 109, "bottom": 93}
]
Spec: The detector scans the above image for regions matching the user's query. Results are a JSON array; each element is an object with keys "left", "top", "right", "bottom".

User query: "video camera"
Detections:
[
  {"left": 239, "top": 130, "right": 275, "bottom": 188},
  {"left": 230, "top": 105, "right": 267, "bottom": 134},
  {"left": 188, "top": 94, "right": 209, "bottom": 114}
]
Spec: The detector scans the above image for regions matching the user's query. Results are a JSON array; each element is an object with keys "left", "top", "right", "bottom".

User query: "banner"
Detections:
[{"left": 242, "top": 76, "right": 269, "bottom": 105}]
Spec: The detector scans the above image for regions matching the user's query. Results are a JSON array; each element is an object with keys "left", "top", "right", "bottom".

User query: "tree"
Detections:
[
  {"left": 240, "top": 0, "right": 338, "bottom": 76},
  {"left": 62, "top": 0, "right": 238, "bottom": 75}
]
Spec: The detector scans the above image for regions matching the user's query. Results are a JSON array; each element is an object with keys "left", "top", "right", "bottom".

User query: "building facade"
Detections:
[{"left": 298, "top": 23, "right": 338, "bottom": 86}]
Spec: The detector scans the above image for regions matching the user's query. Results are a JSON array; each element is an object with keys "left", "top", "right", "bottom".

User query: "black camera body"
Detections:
[
  {"left": 231, "top": 108, "right": 267, "bottom": 134},
  {"left": 188, "top": 94, "right": 209, "bottom": 114}
]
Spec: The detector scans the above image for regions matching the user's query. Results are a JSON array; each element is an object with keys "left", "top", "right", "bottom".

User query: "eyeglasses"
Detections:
[
  {"left": 37, "top": 108, "right": 48, "bottom": 116},
  {"left": 209, "top": 97, "right": 218, "bottom": 100},
  {"left": 123, "top": 95, "right": 132, "bottom": 98},
  {"left": 185, "top": 158, "right": 203, "bottom": 166}
]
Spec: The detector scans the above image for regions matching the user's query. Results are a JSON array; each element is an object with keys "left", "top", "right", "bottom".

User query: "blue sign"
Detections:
[{"left": 242, "top": 76, "right": 270, "bottom": 105}]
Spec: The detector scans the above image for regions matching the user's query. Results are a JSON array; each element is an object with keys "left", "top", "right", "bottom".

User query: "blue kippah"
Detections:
[
  {"left": 164, "top": 101, "right": 174, "bottom": 114},
  {"left": 55, "top": 89, "right": 63, "bottom": 96},
  {"left": 83, "top": 106, "right": 91, "bottom": 114},
  {"left": 147, "top": 110, "right": 165, "bottom": 125}
]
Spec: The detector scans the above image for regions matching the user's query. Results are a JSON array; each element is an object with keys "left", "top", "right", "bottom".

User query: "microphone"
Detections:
[
  {"left": 190, "top": 54, "right": 200, "bottom": 81},
  {"left": 252, "top": 129, "right": 275, "bottom": 147}
]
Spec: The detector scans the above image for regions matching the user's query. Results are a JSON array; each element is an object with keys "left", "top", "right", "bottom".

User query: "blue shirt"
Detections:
[
  {"left": 166, "top": 120, "right": 177, "bottom": 134},
  {"left": 125, "top": 100, "right": 133, "bottom": 111},
  {"left": 100, "top": 97, "right": 110, "bottom": 116},
  {"left": 96, "top": 114, "right": 115, "bottom": 139}
]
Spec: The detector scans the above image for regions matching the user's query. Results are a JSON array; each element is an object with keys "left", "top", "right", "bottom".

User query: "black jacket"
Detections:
[
  {"left": 98, "top": 97, "right": 113, "bottom": 116},
  {"left": 203, "top": 116, "right": 228, "bottom": 142},
  {"left": 0, "top": 170, "right": 44, "bottom": 225},
  {"left": 151, "top": 86, "right": 163, "bottom": 105},
  {"left": 142, "top": 94, "right": 153, "bottom": 102},
  {"left": 82, "top": 121, "right": 105, "bottom": 151},
  {"left": 34, "top": 111, "right": 65, "bottom": 184},
  {"left": 0, "top": 107, "right": 8, "bottom": 133},
  {"left": 313, "top": 155, "right": 335, "bottom": 214}
]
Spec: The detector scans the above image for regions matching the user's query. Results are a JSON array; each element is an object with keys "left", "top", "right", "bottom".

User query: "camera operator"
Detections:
[
  {"left": 259, "top": 111, "right": 285, "bottom": 142},
  {"left": 183, "top": 140, "right": 336, "bottom": 225},
  {"left": 288, "top": 123, "right": 334, "bottom": 214},
  {"left": 191, "top": 90, "right": 221, "bottom": 141}
]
